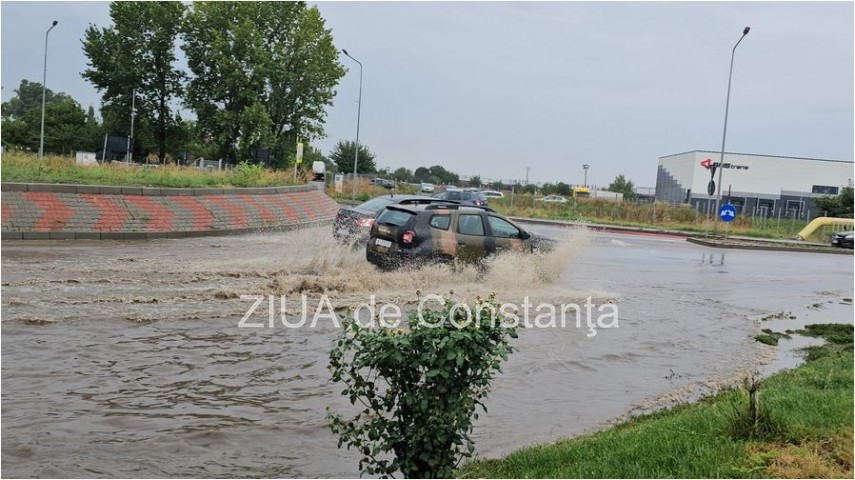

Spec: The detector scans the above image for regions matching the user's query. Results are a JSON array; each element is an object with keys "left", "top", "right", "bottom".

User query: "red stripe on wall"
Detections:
[
  {"left": 23, "top": 192, "right": 75, "bottom": 231},
  {"left": 239, "top": 194, "right": 277, "bottom": 223},
  {"left": 83, "top": 194, "right": 130, "bottom": 232},
  {"left": 264, "top": 195, "right": 301, "bottom": 223},
  {"left": 2, "top": 202, "right": 14, "bottom": 223},
  {"left": 205, "top": 195, "right": 249, "bottom": 229},
  {"left": 124, "top": 196, "right": 175, "bottom": 232},
  {"left": 171, "top": 196, "right": 214, "bottom": 230}
]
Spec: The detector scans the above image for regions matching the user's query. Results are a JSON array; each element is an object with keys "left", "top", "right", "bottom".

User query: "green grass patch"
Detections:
[
  {"left": 754, "top": 329, "right": 792, "bottom": 346},
  {"left": 1, "top": 152, "right": 300, "bottom": 188},
  {"left": 487, "top": 195, "right": 815, "bottom": 240},
  {"left": 459, "top": 324, "right": 853, "bottom": 478}
]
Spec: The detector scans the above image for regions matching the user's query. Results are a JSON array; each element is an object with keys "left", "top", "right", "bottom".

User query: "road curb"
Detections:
[
  {"left": 509, "top": 216, "right": 851, "bottom": 252},
  {"left": 508, "top": 216, "right": 691, "bottom": 237},
  {"left": 686, "top": 237, "right": 852, "bottom": 255}
]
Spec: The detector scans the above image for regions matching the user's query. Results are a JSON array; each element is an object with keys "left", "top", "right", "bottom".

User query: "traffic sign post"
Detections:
[
  {"left": 719, "top": 203, "right": 737, "bottom": 222},
  {"left": 719, "top": 203, "right": 736, "bottom": 240}
]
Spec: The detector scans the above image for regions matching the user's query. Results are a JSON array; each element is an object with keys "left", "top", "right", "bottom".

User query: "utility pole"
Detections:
[{"left": 126, "top": 88, "right": 136, "bottom": 162}]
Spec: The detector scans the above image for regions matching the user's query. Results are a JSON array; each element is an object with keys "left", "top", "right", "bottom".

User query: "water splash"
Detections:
[{"left": 271, "top": 226, "right": 595, "bottom": 307}]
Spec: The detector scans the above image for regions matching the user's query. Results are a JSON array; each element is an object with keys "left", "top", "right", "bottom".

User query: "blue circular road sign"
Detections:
[{"left": 719, "top": 203, "right": 737, "bottom": 222}]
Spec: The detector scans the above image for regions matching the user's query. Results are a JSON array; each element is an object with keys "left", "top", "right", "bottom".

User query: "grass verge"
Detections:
[
  {"left": 486, "top": 196, "right": 824, "bottom": 241},
  {"left": 458, "top": 323, "right": 853, "bottom": 478},
  {"left": 1, "top": 152, "right": 301, "bottom": 188}
]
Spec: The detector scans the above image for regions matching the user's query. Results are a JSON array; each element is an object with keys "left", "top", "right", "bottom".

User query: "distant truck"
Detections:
[{"left": 312, "top": 161, "right": 326, "bottom": 182}]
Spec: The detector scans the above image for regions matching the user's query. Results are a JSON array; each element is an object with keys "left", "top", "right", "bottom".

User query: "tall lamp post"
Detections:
[
  {"left": 39, "top": 20, "right": 58, "bottom": 161},
  {"left": 342, "top": 49, "right": 363, "bottom": 200},
  {"left": 713, "top": 26, "right": 750, "bottom": 229},
  {"left": 126, "top": 88, "right": 136, "bottom": 162},
  {"left": 583, "top": 164, "right": 590, "bottom": 187}
]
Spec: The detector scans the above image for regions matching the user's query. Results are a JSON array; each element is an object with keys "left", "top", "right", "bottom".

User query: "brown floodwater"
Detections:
[{"left": 2, "top": 225, "right": 852, "bottom": 477}]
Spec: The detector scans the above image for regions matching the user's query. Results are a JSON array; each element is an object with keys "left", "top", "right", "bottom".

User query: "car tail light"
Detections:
[
  {"left": 474, "top": 199, "right": 483, "bottom": 206},
  {"left": 402, "top": 230, "right": 416, "bottom": 245},
  {"left": 357, "top": 218, "right": 375, "bottom": 228}
]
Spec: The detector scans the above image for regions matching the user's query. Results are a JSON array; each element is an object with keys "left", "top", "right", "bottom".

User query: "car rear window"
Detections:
[
  {"left": 429, "top": 215, "right": 451, "bottom": 230},
  {"left": 376, "top": 208, "right": 414, "bottom": 227},
  {"left": 358, "top": 197, "right": 395, "bottom": 213}
]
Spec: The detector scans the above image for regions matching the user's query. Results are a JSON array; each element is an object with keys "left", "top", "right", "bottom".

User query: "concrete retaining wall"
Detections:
[{"left": 1, "top": 183, "right": 340, "bottom": 240}]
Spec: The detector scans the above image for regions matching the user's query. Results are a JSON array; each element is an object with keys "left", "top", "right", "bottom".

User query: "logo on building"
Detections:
[{"left": 700, "top": 158, "right": 749, "bottom": 171}]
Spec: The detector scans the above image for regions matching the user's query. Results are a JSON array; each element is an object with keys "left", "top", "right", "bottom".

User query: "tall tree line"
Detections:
[{"left": 78, "top": 1, "right": 344, "bottom": 167}]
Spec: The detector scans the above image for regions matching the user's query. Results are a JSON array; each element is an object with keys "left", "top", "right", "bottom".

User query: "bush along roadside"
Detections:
[
  {"left": 459, "top": 323, "right": 853, "bottom": 479},
  {"left": 327, "top": 293, "right": 518, "bottom": 478}
]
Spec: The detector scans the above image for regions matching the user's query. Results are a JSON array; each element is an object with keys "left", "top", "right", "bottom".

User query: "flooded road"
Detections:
[{"left": 2, "top": 225, "right": 852, "bottom": 477}]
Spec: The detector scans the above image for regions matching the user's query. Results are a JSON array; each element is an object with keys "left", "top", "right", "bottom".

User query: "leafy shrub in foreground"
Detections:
[{"left": 328, "top": 293, "right": 518, "bottom": 478}]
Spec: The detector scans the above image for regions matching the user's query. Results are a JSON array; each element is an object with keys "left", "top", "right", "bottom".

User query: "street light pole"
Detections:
[
  {"left": 714, "top": 26, "right": 750, "bottom": 230},
  {"left": 126, "top": 88, "right": 136, "bottom": 162},
  {"left": 583, "top": 164, "right": 590, "bottom": 187},
  {"left": 39, "top": 20, "right": 58, "bottom": 161},
  {"left": 342, "top": 49, "right": 363, "bottom": 200}
]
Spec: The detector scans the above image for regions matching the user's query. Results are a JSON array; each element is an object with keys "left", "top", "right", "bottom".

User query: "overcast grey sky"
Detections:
[{"left": 2, "top": 1, "right": 853, "bottom": 187}]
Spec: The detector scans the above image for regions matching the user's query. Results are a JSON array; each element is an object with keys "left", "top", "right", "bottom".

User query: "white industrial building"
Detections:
[{"left": 656, "top": 150, "right": 853, "bottom": 218}]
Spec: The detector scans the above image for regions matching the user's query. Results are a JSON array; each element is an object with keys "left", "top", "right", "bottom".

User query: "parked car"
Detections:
[
  {"left": 366, "top": 203, "right": 556, "bottom": 269},
  {"left": 831, "top": 230, "right": 854, "bottom": 248},
  {"left": 433, "top": 189, "right": 489, "bottom": 207},
  {"left": 334, "top": 194, "right": 456, "bottom": 242},
  {"left": 481, "top": 190, "right": 504, "bottom": 198},
  {"left": 540, "top": 195, "right": 568, "bottom": 204},
  {"left": 420, "top": 182, "right": 435, "bottom": 193},
  {"left": 372, "top": 178, "right": 395, "bottom": 189}
]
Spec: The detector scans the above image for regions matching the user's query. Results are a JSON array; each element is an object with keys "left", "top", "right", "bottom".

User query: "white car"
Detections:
[
  {"left": 420, "top": 182, "right": 435, "bottom": 193},
  {"left": 540, "top": 195, "right": 568, "bottom": 204},
  {"left": 481, "top": 190, "right": 504, "bottom": 198}
]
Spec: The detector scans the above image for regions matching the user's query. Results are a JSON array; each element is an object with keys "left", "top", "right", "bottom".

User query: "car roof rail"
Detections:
[
  {"left": 424, "top": 204, "right": 496, "bottom": 213},
  {"left": 397, "top": 198, "right": 460, "bottom": 205}
]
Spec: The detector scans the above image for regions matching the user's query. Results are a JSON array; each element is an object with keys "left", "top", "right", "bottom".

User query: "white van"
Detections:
[{"left": 312, "top": 161, "right": 326, "bottom": 182}]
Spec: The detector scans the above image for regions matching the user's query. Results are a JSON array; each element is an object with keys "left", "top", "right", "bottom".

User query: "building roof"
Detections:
[{"left": 659, "top": 150, "right": 852, "bottom": 164}]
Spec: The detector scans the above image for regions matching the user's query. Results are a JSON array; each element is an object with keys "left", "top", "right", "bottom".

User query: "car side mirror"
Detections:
[{"left": 519, "top": 231, "right": 531, "bottom": 240}]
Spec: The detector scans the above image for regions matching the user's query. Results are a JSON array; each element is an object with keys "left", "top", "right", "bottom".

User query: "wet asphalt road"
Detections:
[{"left": 1, "top": 225, "right": 852, "bottom": 477}]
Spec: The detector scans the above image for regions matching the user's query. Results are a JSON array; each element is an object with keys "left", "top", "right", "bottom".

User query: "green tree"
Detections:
[
  {"left": 814, "top": 187, "right": 854, "bottom": 218},
  {"left": 540, "top": 182, "right": 556, "bottom": 195},
  {"left": 183, "top": 1, "right": 345, "bottom": 167},
  {"left": 413, "top": 166, "right": 431, "bottom": 183},
  {"left": 469, "top": 175, "right": 482, "bottom": 188},
  {"left": 492, "top": 180, "right": 506, "bottom": 191},
  {"left": 515, "top": 182, "right": 535, "bottom": 194},
  {"left": 329, "top": 140, "right": 376, "bottom": 174},
  {"left": 427, "top": 165, "right": 460, "bottom": 185},
  {"left": 82, "top": 1, "right": 187, "bottom": 161},
  {"left": 1, "top": 80, "right": 74, "bottom": 119},
  {"left": 80, "top": 105, "right": 104, "bottom": 151},
  {"left": 555, "top": 181, "right": 572, "bottom": 196},
  {"left": 392, "top": 167, "right": 413, "bottom": 183},
  {"left": 1, "top": 80, "right": 89, "bottom": 153},
  {"left": 607, "top": 174, "right": 636, "bottom": 199}
]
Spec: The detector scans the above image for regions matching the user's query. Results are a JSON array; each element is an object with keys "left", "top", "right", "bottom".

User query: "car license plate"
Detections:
[{"left": 375, "top": 239, "right": 392, "bottom": 248}]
